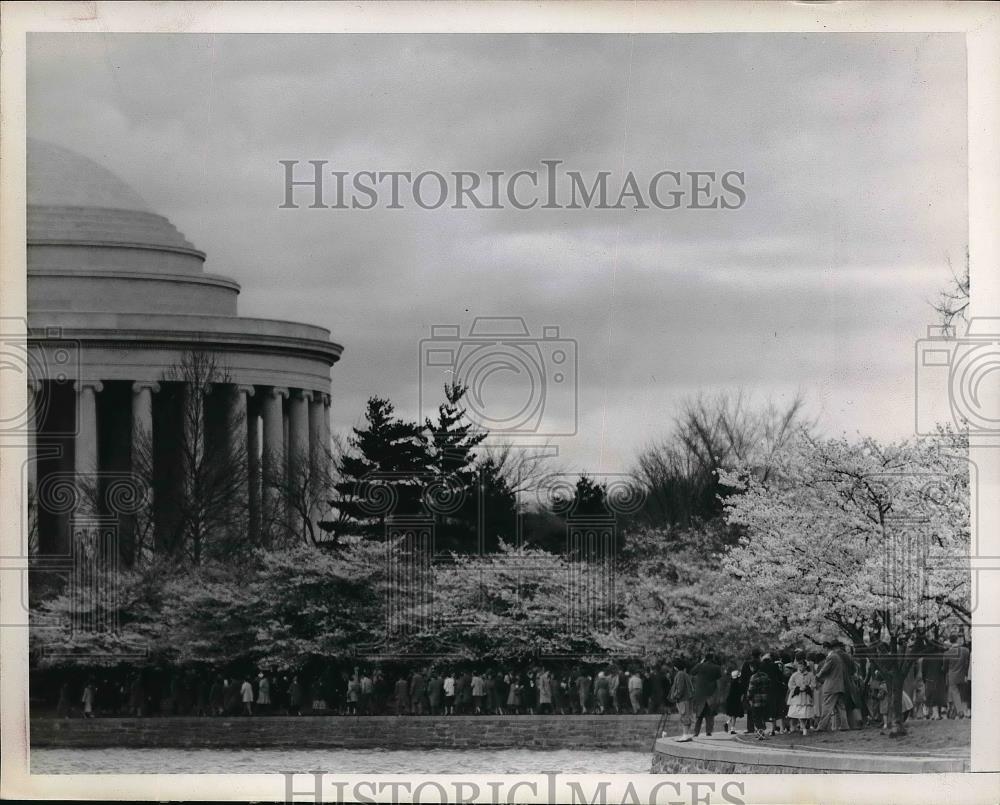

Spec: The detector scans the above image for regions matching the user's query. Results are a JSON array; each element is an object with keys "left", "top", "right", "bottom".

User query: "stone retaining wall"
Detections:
[{"left": 31, "top": 715, "right": 667, "bottom": 751}]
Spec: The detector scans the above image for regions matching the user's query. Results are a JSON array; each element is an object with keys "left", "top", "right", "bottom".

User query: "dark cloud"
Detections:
[{"left": 27, "top": 33, "right": 967, "bottom": 471}]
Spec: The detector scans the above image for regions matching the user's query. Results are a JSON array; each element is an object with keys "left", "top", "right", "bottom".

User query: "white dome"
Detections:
[
  {"left": 27, "top": 139, "right": 151, "bottom": 212},
  {"left": 26, "top": 139, "right": 200, "bottom": 258}
]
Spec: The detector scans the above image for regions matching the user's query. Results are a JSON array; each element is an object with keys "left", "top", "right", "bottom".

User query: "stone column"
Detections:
[
  {"left": 129, "top": 381, "right": 159, "bottom": 562},
  {"left": 74, "top": 380, "right": 102, "bottom": 516},
  {"left": 130, "top": 381, "right": 159, "bottom": 471},
  {"left": 246, "top": 390, "right": 261, "bottom": 539},
  {"left": 308, "top": 391, "right": 325, "bottom": 472},
  {"left": 26, "top": 379, "right": 38, "bottom": 503},
  {"left": 288, "top": 389, "right": 310, "bottom": 478},
  {"left": 229, "top": 385, "right": 254, "bottom": 526},
  {"left": 261, "top": 387, "right": 288, "bottom": 515},
  {"left": 74, "top": 380, "right": 102, "bottom": 476},
  {"left": 320, "top": 392, "right": 331, "bottom": 460}
]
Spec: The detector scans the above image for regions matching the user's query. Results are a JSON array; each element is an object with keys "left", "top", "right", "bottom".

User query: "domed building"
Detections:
[{"left": 26, "top": 139, "right": 343, "bottom": 561}]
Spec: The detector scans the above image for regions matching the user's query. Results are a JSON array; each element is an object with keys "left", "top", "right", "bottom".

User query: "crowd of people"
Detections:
[
  {"left": 670, "top": 636, "right": 971, "bottom": 742},
  {"left": 41, "top": 636, "right": 971, "bottom": 741}
]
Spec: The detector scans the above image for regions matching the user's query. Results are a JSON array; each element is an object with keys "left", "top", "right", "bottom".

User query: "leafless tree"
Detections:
[
  {"left": 479, "top": 439, "right": 560, "bottom": 498},
  {"left": 263, "top": 442, "right": 339, "bottom": 548},
  {"left": 130, "top": 351, "right": 250, "bottom": 565},
  {"left": 932, "top": 249, "right": 970, "bottom": 329},
  {"left": 633, "top": 390, "right": 814, "bottom": 528}
]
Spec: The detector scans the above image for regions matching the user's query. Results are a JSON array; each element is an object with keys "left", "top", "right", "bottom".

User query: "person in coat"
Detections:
[
  {"left": 443, "top": 673, "right": 456, "bottom": 715},
  {"left": 57, "top": 680, "right": 72, "bottom": 719},
  {"left": 81, "top": 678, "right": 96, "bottom": 718},
  {"left": 484, "top": 671, "right": 498, "bottom": 714},
  {"left": 739, "top": 648, "right": 762, "bottom": 733},
  {"left": 410, "top": 670, "right": 427, "bottom": 716},
  {"left": 576, "top": 670, "right": 592, "bottom": 714},
  {"left": 690, "top": 652, "right": 723, "bottom": 737},
  {"left": 943, "top": 634, "right": 970, "bottom": 718},
  {"left": 427, "top": 672, "right": 443, "bottom": 716},
  {"left": 627, "top": 670, "right": 644, "bottom": 714},
  {"left": 288, "top": 676, "right": 303, "bottom": 716},
  {"left": 595, "top": 670, "right": 610, "bottom": 713},
  {"left": 458, "top": 671, "right": 473, "bottom": 715},
  {"left": 536, "top": 669, "right": 553, "bottom": 714},
  {"left": 670, "top": 659, "right": 695, "bottom": 742},
  {"left": 607, "top": 668, "right": 621, "bottom": 714},
  {"left": 393, "top": 675, "right": 410, "bottom": 715},
  {"left": 648, "top": 665, "right": 667, "bottom": 714},
  {"left": 240, "top": 676, "right": 254, "bottom": 716},
  {"left": 760, "top": 654, "right": 786, "bottom": 735},
  {"left": 722, "top": 668, "right": 745, "bottom": 733},
  {"left": 257, "top": 673, "right": 271, "bottom": 715},
  {"left": 815, "top": 646, "right": 849, "bottom": 731},
  {"left": 746, "top": 665, "right": 772, "bottom": 740},
  {"left": 360, "top": 672, "right": 374, "bottom": 715}
]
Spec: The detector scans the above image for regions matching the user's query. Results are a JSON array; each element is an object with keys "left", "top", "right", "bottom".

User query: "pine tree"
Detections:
[
  {"left": 475, "top": 456, "right": 518, "bottom": 553},
  {"left": 423, "top": 383, "right": 488, "bottom": 552},
  {"left": 331, "top": 397, "right": 427, "bottom": 536}
]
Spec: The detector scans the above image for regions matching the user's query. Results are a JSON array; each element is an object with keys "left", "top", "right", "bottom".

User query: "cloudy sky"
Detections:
[{"left": 27, "top": 33, "right": 967, "bottom": 473}]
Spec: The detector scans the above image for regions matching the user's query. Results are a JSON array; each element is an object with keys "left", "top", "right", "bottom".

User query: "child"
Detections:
[
  {"left": 912, "top": 676, "right": 926, "bottom": 719},
  {"left": 747, "top": 665, "right": 772, "bottom": 741},
  {"left": 786, "top": 657, "right": 815, "bottom": 736},
  {"left": 723, "top": 668, "right": 743, "bottom": 734},
  {"left": 871, "top": 671, "right": 889, "bottom": 731}
]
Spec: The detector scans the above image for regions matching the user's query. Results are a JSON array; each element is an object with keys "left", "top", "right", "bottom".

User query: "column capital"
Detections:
[
  {"left": 235, "top": 384, "right": 256, "bottom": 397},
  {"left": 293, "top": 388, "right": 314, "bottom": 402},
  {"left": 73, "top": 380, "right": 104, "bottom": 393},
  {"left": 266, "top": 386, "right": 289, "bottom": 400},
  {"left": 131, "top": 380, "right": 161, "bottom": 394},
  {"left": 322, "top": 392, "right": 331, "bottom": 408}
]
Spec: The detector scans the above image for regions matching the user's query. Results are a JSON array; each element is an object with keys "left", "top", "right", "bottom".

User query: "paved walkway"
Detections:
[{"left": 653, "top": 732, "right": 968, "bottom": 773}]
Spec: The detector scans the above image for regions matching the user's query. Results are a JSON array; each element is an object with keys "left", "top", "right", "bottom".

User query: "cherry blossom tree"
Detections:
[{"left": 720, "top": 433, "right": 971, "bottom": 735}]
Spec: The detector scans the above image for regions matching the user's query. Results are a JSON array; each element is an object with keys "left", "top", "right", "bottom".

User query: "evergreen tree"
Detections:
[
  {"left": 331, "top": 397, "right": 427, "bottom": 536},
  {"left": 474, "top": 456, "right": 519, "bottom": 553},
  {"left": 423, "top": 383, "right": 488, "bottom": 552}
]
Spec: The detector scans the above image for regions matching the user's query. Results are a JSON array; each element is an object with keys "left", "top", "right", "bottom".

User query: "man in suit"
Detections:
[
  {"left": 943, "top": 634, "right": 970, "bottom": 718},
  {"left": 690, "top": 652, "right": 723, "bottom": 737},
  {"left": 815, "top": 645, "right": 849, "bottom": 731}
]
